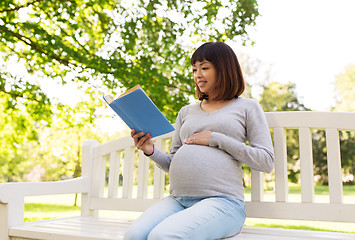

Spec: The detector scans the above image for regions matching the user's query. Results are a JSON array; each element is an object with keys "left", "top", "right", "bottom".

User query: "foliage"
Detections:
[
  {"left": 28, "top": 98, "right": 123, "bottom": 181},
  {"left": 334, "top": 64, "right": 355, "bottom": 112},
  {"left": 0, "top": 0, "right": 260, "bottom": 121},
  {"left": 331, "top": 64, "right": 355, "bottom": 184},
  {"left": 311, "top": 130, "right": 328, "bottom": 185},
  {"left": 0, "top": 71, "right": 52, "bottom": 181},
  {"left": 0, "top": 0, "right": 259, "bottom": 181},
  {"left": 310, "top": 129, "right": 355, "bottom": 185},
  {"left": 259, "top": 82, "right": 309, "bottom": 112},
  {"left": 339, "top": 130, "right": 355, "bottom": 183}
]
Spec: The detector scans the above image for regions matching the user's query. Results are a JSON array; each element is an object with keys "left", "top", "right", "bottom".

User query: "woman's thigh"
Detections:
[
  {"left": 148, "top": 196, "right": 246, "bottom": 240},
  {"left": 124, "top": 196, "right": 184, "bottom": 240}
]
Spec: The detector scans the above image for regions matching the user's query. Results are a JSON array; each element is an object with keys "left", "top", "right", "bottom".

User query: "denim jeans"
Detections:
[{"left": 124, "top": 195, "right": 246, "bottom": 240}]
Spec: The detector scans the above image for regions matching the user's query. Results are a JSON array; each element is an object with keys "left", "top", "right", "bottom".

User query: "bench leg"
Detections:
[{"left": 0, "top": 199, "right": 25, "bottom": 240}]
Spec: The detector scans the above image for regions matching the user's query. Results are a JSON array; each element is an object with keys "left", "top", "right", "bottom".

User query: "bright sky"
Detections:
[{"left": 234, "top": 0, "right": 355, "bottom": 111}]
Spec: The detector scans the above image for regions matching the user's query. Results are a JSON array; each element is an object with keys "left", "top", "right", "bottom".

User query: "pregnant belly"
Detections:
[{"left": 169, "top": 144, "right": 240, "bottom": 195}]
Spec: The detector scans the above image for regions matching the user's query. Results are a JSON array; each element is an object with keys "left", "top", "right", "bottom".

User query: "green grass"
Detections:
[
  {"left": 244, "top": 218, "right": 355, "bottom": 233},
  {"left": 24, "top": 202, "right": 81, "bottom": 222},
  {"left": 24, "top": 194, "right": 82, "bottom": 222},
  {"left": 24, "top": 184, "right": 355, "bottom": 233}
]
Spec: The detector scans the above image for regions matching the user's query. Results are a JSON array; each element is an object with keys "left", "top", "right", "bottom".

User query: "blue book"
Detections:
[{"left": 103, "top": 85, "right": 175, "bottom": 138}]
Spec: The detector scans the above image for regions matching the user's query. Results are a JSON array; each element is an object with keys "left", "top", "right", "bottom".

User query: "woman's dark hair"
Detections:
[{"left": 191, "top": 42, "right": 245, "bottom": 101}]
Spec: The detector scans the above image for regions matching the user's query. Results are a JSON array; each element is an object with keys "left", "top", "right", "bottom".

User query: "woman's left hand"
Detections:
[{"left": 184, "top": 131, "right": 213, "bottom": 146}]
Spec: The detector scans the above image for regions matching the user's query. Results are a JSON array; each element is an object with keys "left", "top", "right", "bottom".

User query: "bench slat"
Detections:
[
  {"left": 251, "top": 170, "right": 264, "bottom": 202},
  {"left": 9, "top": 217, "right": 355, "bottom": 240},
  {"left": 325, "top": 128, "right": 343, "bottom": 204},
  {"left": 265, "top": 111, "right": 355, "bottom": 129},
  {"left": 95, "top": 136, "right": 133, "bottom": 158},
  {"left": 90, "top": 198, "right": 161, "bottom": 212},
  {"left": 245, "top": 202, "right": 355, "bottom": 222},
  {"left": 107, "top": 151, "right": 120, "bottom": 198},
  {"left": 274, "top": 127, "right": 288, "bottom": 202},
  {"left": 91, "top": 154, "right": 106, "bottom": 199},
  {"left": 122, "top": 147, "right": 135, "bottom": 199},
  {"left": 137, "top": 151, "right": 149, "bottom": 199},
  {"left": 9, "top": 217, "right": 130, "bottom": 240},
  {"left": 81, "top": 140, "right": 99, "bottom": 216},
  {"left": 153, "top": 139, "right": 166, "bottom": 199},
  {"left": 299, "top": 127, "right": 315, "bottom": 203}
]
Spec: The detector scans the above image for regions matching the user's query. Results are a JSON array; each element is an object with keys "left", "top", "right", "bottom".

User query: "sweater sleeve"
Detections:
[
  {"left": 148, "top": 107, "right": 184, "bottom": 172},
  {"left": 209, "top": 101, "right": 275, "bottom": 173}
]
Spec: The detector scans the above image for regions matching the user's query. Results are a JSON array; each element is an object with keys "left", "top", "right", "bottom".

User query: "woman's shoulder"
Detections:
[
  {"left": 235, "top": 97, "right": 261, "bottom": 108},
  {"left": 177, "top": 102, "right": 200, "bottom": 117},
  {"left": 180, "top": 101, "right": 200, "bottom": 112}
]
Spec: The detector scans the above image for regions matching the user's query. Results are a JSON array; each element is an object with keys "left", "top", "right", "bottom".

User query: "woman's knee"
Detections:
[
  {"left": 147, "top": 225, "right": 176, "bottom": 240},
  {"left": 124, "top": 226, "right": 148, "bottom": 240}
]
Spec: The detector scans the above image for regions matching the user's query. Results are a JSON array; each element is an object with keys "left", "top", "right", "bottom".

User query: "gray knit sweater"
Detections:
[{"left": 149, "top": 97, "right": 274, "bottom": 201}]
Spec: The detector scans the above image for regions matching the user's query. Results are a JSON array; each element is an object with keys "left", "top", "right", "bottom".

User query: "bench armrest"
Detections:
[
  {"left": 0, "top": 177, "right": 90, "bottom": 204},
  {"left": 0, "top": 140, "right": 98, "bottom": 240},
  {"left": 0, "top": 177, "right": 90, "bottom": 235}
]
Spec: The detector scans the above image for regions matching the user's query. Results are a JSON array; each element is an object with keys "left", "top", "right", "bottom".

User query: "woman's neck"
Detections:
[{"left": 200, "top": 98, "right": 236, "bottom": 113}]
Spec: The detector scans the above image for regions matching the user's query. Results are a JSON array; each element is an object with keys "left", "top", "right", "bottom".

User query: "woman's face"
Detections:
[{"left": 192, "top": 60, "right": 217, "bottom": 97}]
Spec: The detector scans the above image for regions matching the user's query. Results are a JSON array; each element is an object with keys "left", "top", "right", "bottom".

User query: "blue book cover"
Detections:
[{"left": 103, "top": 85, "right": 175, "bottom": 138}]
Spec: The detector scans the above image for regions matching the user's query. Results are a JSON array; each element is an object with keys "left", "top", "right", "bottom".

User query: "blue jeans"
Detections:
[{"left": 124, "top": 195, "right": 246, "bottom": 240}]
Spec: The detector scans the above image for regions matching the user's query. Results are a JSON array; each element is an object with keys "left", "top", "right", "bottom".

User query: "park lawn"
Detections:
[{"left": 24, "top": 184, "right": 355, "bottom": 233}]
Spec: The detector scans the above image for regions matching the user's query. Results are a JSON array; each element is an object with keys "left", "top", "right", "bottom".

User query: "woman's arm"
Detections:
[{"left": 209, "top": 102, "right": 274, "bottom": 173}]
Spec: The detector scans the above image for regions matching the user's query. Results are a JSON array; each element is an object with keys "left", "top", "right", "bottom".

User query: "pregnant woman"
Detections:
[{"left": 124, "top": 41, "right": 274, "bottom": 240}]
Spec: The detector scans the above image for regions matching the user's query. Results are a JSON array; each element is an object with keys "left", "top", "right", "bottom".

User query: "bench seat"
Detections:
[{"left": 9, "top": 216, "right": 355, "bottom": 240}]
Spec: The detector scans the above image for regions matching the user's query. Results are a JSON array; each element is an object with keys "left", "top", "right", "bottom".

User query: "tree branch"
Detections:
[
  {"left": 0, "top": 25, "right": 70, "bottom": 66},
  {"left": 0, "top": 85, "right": 23, "bottom": 99},
  {"left": 41, "top": 10, "right": 92, "bottom": 57},
  {"left": 0, "top": 0, "right": 42, "bottom": 13}
]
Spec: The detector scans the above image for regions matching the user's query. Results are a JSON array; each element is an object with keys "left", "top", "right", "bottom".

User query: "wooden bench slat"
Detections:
[
  {"left": 299, "top": 127, "right": 315, "bottom": 203},
  {"left": 81, "top": 141, "right": 99, "bottom": 216},
  {"left": 238, "top": 226, "right": 355, "bottom": 240},
  {"left": 9, "top": 217, "right": 355, "bottom": 240},
  {"left": 107, "top": 151, "right": 120, "bottom": 198},
  {"left": 9, "top": 217, "right": 128, "bottom": 240},
  {"left": 95, "top": 136, "right": 133, "bottom": 158},
  {"left": 122, "top": 147, "right": 135, "bottom": 199},
  {"left": 137, "top": 151, "right": 149, "bottom": 199},
  {"left": 265, "top": 111, "right": 355, "bottom": 129},
  {"left": 245, "top": 202, "right": 355, "bottom": 222},
  {"left": 90, "top": 198, "right": 161, "bottom": 212},
  {"left": 325, "top": 128, "right": 343, "bottom": 204},
  {"left": 274, "top": 127, "right": 288, "bottom": 202},
  {"left": 153, "top": 139, "right": 166, "bottom": 199},
  {"left": 251, "top": 170, "right": 264, "bottom": 202},
  {"left": 91, "top": 154, "right": 106, "bottom": 199}
]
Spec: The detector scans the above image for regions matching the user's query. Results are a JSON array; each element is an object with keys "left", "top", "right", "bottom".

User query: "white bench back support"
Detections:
[
  {"left": 248, "top": 112, "right": 355, "bottom": 222},
  {"left": 84, "top": 131, "right": 174, "bottom": 215},
  {"left": 84, "top": 111, "right": 355, "bottom": 223}
]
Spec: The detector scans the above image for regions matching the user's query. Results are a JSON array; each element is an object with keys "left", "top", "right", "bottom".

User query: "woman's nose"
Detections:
[{"left": 196, "top": 69, "right": 202, "bottom": 77}]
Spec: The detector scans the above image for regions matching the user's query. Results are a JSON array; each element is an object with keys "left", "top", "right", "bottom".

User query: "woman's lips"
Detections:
[{"left": 197, "top": 81, "right": 207, "bottom": 87}]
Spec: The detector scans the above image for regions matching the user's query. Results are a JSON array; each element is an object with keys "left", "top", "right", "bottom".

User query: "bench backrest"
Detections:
[{"left": 82, "top": 111, "right": 355, "bottom": 222}]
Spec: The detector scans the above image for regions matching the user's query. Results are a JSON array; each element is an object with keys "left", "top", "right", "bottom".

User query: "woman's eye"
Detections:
[
  {"left": 202, "top": 67, "right": 209, "bottom": 70},
  {"left": 192, "top": 69, "right": 197, "bottom": 72}
]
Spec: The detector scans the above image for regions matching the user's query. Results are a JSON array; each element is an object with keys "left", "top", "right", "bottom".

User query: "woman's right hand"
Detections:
[{"left": 131, "top": 129, "right": 154, "bottom": 156}]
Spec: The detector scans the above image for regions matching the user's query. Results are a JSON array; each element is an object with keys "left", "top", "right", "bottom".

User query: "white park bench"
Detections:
[{"left": 1, "top": 111, "right": 355, "bottom": 240}]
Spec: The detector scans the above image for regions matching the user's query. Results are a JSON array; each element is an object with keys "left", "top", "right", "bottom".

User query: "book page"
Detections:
[
  {"left": 104, "top": 94, "right": 114, "bottom": 104},
  {"left": 117, "top": 85, "right": 142, "bottom": 99}
]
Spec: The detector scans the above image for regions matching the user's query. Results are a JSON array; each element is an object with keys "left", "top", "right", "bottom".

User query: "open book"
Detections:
[{"left": 103, "top": 85, "right": 175, "bottom": 138}]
